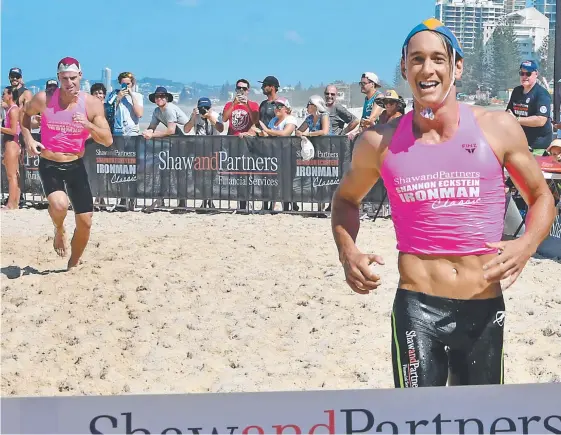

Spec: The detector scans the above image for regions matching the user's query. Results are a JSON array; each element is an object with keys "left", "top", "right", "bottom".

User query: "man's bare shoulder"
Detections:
[{"left": 471, "top": 105, "right": 519, "bottom": 132}]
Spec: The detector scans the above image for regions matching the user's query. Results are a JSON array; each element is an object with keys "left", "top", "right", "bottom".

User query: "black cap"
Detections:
[
  {"left": 9, "top": 67, "right": 22, "bottom": 77},
  {"left": 46, "top": 79, "right": 58, "bottom": 88},
  {"left": 259, "top": 75, "right": 280, "bottom": 87}
]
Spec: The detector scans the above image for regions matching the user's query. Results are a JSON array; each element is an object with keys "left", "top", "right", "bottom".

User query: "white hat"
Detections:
[{"left": 362, "top": 72, "right": 381, "bottom": 86}]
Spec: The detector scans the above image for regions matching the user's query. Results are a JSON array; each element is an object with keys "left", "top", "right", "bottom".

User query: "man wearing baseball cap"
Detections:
[
  {"left": 8, "top": 67, "right": 33, "bottom": 112},
  {"left": 20, "top": 56, "right": 113, "bottom": 270},
  {"left": 331, "top": 18, "right": 555, "bottom": 389},
  {"left": 359, "top": 72, "right": 384, "bottom": 130},
  {"left": 506, "top": 60, "right": 553, "bottom": 154},
  {"left": 258, "top": 75, "right": 280, "bottom": 127}
]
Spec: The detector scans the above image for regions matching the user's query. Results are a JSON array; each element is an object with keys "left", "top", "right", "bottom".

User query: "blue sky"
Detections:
[{"left": 1, "top": 0, "right": 435, "bottom": 87}]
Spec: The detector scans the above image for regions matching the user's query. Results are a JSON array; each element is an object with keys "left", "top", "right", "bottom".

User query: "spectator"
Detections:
[
  {"left": 358, "top": 72, "right": 384, "bottom": 131},
  {"left": 255, "top": 97, "right": 297, "bottom": 137},
  {"left": 184, "top": 97, "right": 224, "bottom": 136},
  {"left": 91, "top": 83, "right": 107, "bottom": 102},
  {"left": 109, "top": 72, "right": 144, "bottom": 137},
  {"left": 547, "top": 140, "right": 561, "bottom": 163},
  {"left": 506, "top": 60, "right": 552, "bottom": 154},
  {"left": 8, "top": 68, "right": 33, "bottom": 113},
  {"left": 375, "top": 89, "right": 405, "bottom": 124},
  {"left": 324, "top": 84, "right": 358, "bottom": 136},
  {"left": 253, "top": 96, "right": 298, "bottom": 212},
  {"left": 296, "top": 95, "right": 331, "bottom": 137},
  {"left": 552, "top": 79, "right": 561, "bottom": 139},
  {"left": 142, "top": 86, "right": 188, "bottom": 139},
  {"left": 1, "top": 86, "right": 21, "bottom": 210},
  {"left": 258, "top": 76, "right": 280, "bottom": 127},
  {"left": 142, "top": 86, "right": 189, "bottom": 212},
  {"left": 184, "top": 97, "right": 224, "bottom": 209},
  {"left": 222, "top": 79, "right": 259, "bottom": 137}
]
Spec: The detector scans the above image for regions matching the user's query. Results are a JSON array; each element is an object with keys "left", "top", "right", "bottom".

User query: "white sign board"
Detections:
[{"left": 2, "top": 383, "right": 561, "bottom": 434}]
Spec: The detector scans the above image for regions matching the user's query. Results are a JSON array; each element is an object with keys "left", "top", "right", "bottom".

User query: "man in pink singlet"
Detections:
[
  {"left": 21, "top": 57, "right": 113, "bottom": 270},
  {"left": 331, "top": 19, "right": 556, "bottom": 387}
]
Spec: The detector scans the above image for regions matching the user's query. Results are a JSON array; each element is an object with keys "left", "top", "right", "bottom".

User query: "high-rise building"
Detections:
[
  {"left": 101, "top": 67, "right": 112, "bottom": 92},
  {"left": 81, "top": 79, "right": 91, "bottom": 93},
  {"left": 435, "top": 0, "right": 505, "bottom": 50},
  {"left": 528, "top": 0, "right": 556, "bottom": 35},
  {"left": 483, "top": 7, "right": 549, "bottom": 61},
  {"left": 505, "top": 0, "right": 527, "bottom": 14}
]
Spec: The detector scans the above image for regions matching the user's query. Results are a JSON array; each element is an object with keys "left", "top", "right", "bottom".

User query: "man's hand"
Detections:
[
  {"left": 482, "top": 238, "right": 537, "bottom": 289},
  {"left": 142, "top": 129, "right": 154, "bottom": 139},
  {"left": 340, "top": 248, "right": 385, "bottom": 294},
  {"left": 72, "top": 112, "right": 93, "bottom": 130},
  {"left": 26, "top": 139, "right": 45, "bottom": 156}
]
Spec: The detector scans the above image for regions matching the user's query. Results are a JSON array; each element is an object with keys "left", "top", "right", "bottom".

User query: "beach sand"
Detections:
[{"left": 1, "top": 209, "right": 560, "bottom": 397}]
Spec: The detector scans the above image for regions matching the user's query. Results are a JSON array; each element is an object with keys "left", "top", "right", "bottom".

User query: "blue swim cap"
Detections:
[{"left": 402, "top": 18, "right": 464, "bottom": 59}]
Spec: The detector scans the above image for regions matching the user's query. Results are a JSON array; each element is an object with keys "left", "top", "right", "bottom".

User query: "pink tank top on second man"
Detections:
[
  {"left": 4, "top": 105, "right": 20, "bottom": 143},
  {"left": 40, "top": 88, "right": 90, "bottom": 154},
  {"left": 380, "top": 103, "right": 506, "bottom": 256}
]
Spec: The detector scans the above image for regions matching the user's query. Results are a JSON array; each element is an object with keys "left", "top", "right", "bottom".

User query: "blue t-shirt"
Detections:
[
  {"left": 305, "top": 113, "right": 331, "bottom": 134},
  {"left": 362, "top": 91, "right": 383, "bottom": 119}
]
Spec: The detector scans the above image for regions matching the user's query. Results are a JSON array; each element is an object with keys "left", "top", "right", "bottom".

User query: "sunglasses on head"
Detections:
[{"left": 519, "top": 71, "right": 533, "bottom": 77}]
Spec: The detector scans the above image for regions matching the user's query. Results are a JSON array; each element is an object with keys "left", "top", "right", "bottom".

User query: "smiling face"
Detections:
[
  {"left": 403, "top": 31, "right": 463, "bottom": 109},
  {"left": 519, "top": 68, "right": 537, "bottom": 89}
]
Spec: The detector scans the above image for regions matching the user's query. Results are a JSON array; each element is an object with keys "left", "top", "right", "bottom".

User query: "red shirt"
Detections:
[{"left": 223, "top": 100, "right": 259, "bottom": 135}]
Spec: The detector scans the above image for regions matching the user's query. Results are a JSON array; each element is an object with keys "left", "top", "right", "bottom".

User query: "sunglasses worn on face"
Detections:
[
  {"left": 274, "top": 104, "right": 286, "bottom": 109},
  {"left": 359, "top": 81, "right": 371, "bottom": 87},
  {"left": 236, "top": 86, "right": 248, "bottom": 91},
  {"left": 325, "top": 93, "right": 336, "bottom": 96},
  {"left": 155, "top": 94, "right": 167, "bottom": 99},
  {"left": 9, "top": 74, "right": 21, "bottom": 80},
  {"left": 519, "top": 71, "right": 533, "bottom": 77}
]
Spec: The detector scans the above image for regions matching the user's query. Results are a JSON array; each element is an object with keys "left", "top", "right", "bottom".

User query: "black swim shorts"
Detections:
[
  {"left": 391, "top": 288, "right": 505, "bottom": 387},
  {"left": 38, "top": 157, "right": 94, "bottom": 214}
]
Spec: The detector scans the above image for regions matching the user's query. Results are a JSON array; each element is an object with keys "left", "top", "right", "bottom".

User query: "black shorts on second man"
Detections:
[
  {"left": 38, "top": 157, "right": 94, "bottom": 214},
  {"left": 391, "top": 288, "right": 505, "bottom": 387}
]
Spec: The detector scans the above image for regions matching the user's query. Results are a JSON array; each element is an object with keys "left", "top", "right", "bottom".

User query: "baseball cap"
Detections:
[
  {"left": 274, "top": 96, "right": 291, "bottom": 109},
  {"left": 259, "top": 76, "right": 280, "bottom": 87},
  {"left": 520, "top": 60, "right": 538, "bottom": 72},
  {"left": 9, "top": 67, "right": 22, "bottom": 77},
  {"left": 361, "top": 72, "right": 381, "bottom": 86},
  {"left": 402, "top": 18, "right": 464, "bottom": 59},
  {"left": 197, "top": 97, "right": 211, "bottom": 108},
  {"left": 57, "top": 57, "right": 81, "bottom": 73},
  {"left": 46, "top": 79, "right": 58, "bottom": 88}
]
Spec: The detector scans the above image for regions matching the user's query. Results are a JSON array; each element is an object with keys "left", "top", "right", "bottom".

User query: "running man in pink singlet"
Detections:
[
  {"left": 331, "top": 19, "right": 556, "bottom": 387},
  {"left": 21, "top": 57, "right": 113, "bottom": 269}
]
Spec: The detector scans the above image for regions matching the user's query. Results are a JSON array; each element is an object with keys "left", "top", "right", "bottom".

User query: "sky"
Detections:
[{"left": 1, "top": 0, "right": 436, "bottom": 88}]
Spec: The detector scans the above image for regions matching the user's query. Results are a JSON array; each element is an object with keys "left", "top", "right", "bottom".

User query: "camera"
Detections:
[{"left": 198, "top": 107, "right": 208, "bottom": 116}]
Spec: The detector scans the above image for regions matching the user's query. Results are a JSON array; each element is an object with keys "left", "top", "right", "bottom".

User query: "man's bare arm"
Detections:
[
  {"left": 21, "top": 91, "right": 47, "bottom": 153},
  {"left": 331, "top": 127, "right": 385, "bottom": 261},
  {"left": 85, "top": 94, "right": 113, "bottom": 147},
  {"left": 518, "top": 115, "right": 548, "bottom": 128},
  {"left": 499, "top": 113, "right": 556, "bottom": 250}
]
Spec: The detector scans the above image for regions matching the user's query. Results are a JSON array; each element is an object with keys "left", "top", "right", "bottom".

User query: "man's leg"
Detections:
[
  {"left": 391, "top": 288, "right": 449, "bottom": 387},
  {"left": 64, "top": 159, "right": 94, "bottom": 269},
  {"left": 447, "top": 296, "right": 505, "bottom": 386}
]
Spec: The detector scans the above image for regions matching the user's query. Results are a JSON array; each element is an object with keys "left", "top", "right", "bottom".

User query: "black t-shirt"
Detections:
[
  {"left": 259, "top": 99, "right": 276, "bottom": 126},
  {"left": 507, "top": 84, "right": 552, "bottom": 149}
]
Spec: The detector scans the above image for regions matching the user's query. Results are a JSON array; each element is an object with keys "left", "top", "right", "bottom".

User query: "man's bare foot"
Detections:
[
  {"left": 53, "top": 227, "right": 67, "bottom": 257},
  {"left": 67, "top": 257, "right": 81, "bottom": 270},
  {"left": 1, "top": 204, "right": 18, "bottom": 211}
]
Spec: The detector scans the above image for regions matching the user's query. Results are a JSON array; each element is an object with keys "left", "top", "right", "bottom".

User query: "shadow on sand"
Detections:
[{"left": 1, "top": 265, "right": 67, "bottom": 280}]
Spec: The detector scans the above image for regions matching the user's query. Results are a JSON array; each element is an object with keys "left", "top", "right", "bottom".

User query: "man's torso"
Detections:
[
  {"left": 226, "top": 101, "right": 258, "bottom": 135},
  {"left": 510, "top": 84, "right": 552, "bottom": 147}
]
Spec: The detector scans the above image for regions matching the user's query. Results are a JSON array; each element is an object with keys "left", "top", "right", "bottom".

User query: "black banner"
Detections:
[{"left": 2, "top": 135, "right": 387, "bottom": 206}]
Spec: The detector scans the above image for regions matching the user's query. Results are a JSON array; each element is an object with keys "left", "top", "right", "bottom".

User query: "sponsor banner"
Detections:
[{"left": 2, "top": 383, "right": 560, "bottom": 434}]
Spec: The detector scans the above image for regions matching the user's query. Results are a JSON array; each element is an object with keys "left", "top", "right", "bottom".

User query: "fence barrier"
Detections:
[{"left": 1, "top": 135, "right": 389, "bottom": 216}]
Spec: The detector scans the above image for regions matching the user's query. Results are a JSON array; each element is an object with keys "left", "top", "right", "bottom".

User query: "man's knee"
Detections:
[
  {"left": 75, "top": 212, "right": 93, "bottom": 231},
  {"left": 48, "top": 193, "right": 69, "bottom": 213}
]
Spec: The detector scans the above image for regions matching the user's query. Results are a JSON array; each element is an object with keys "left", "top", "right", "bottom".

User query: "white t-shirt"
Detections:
[
  {"left": 268, "top": 115, "right": 297, "bottom": 133},
  {"left": 113, "top": 91, "right": 143, "bottom": 136}
]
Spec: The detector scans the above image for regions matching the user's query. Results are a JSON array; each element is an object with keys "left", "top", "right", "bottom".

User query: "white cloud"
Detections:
[
  {"left": 177, "top": 0, "right": 199, "bottom": 6},
  {"left": 284, "top": 30, "right": 303, "bottom": 44}
]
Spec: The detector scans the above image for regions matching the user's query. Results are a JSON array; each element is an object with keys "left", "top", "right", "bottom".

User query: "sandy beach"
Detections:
[{"left": 1, "top": 209, "right": 560, "bottom": 397}]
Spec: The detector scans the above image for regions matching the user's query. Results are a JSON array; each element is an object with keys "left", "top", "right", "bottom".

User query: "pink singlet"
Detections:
[
  {"left": 380, "top": 103, "right": 506, "bottom": 256},
  {"left": 4, "top": 104, "right": 20, "bottom": 143},
  {"left": 40, "top": 88, "right": 90, "bottom": 153}
]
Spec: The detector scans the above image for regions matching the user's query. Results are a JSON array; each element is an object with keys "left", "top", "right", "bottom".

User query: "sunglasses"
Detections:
[
  {"left": 274, "top": 104, "right": 286, "bottom": 109},
  {"left": 359, "top": 81, "right": 371, "bottom": 87},
  {"left": 324, "top": 92, "right": 336, "bottom": 96},
  {"left": 154, "top": 94, "right": 167, "bottom": 99},
  {"left": 9, "top": 74, "right": 21, "bottom": 80},
  {"left": 519, "top": 71, "right": 533, "bottom": 77},
  {"left": 236, "top": 86, "right": 248, "bottom": 91}
]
